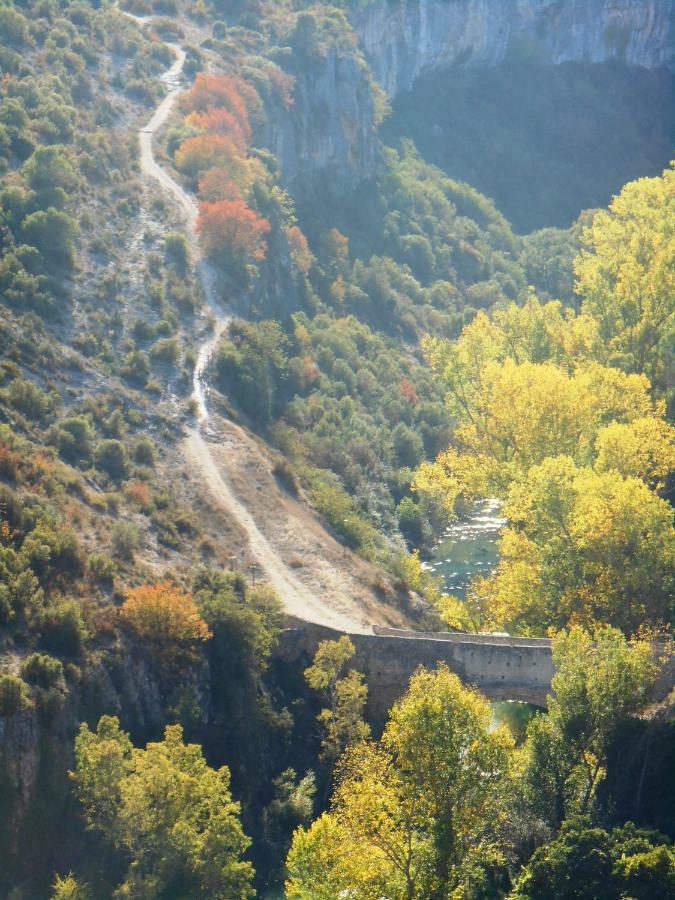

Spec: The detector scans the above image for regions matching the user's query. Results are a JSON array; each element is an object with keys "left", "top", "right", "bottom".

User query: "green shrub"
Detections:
[
  {"left": 20, "top": 520, "right": 82, "bottom": 582},
  {"left": 0, "top": 7, "right": 29, "bottom": 47},
  {"left": 38, "top": 600, "right": 86, "bottom": 656},
  {"left": 149, "top": 337, "right": 179, "bottom": 365},
  {"left": 23, "top": 146, "right": 77, "bottom": 195},
  {"left": 164, "top": 231, "right": 190, "bottom": 270},
  {"left": 132, "top": 435, "right": 156, "bottom": 467},
  {"left": 132, "top": 318, "right": 154, "bottom": 343},
  {"left": 120, "top": 350, "right": 150, "bottom": 387},
  {"left": 103, "top": 410, "right": 125, "bottom": 440},
  {"left": 392, "top": 422, "right": 425, "bottom": 468},
  {"left": 5, "top": 378, "right": 54, "bottom": 421},
  {"left": 0, "top": 674, "right": 32, "bottom": 716},
  {"left": 20, "top": 653, "right": 64, "bottom": 689},
  {"left": 150, "top": 510, "right": 180, "bottom": 549},
  {"left": 94, "top": 439, "right": 128, "bottom": 482},
  {"left": 21, "top": 208, "right": 78, "bottom": 269},
  {"left": 56, "top": 416, "right": 94, "bottom": 464},
  {"left": 396, "top": 496, "right": 425, "bottom": 546},
  {"left": 272, "top": 458, "right": 299, "bottom": 496},
  {"left": 111, "top": 521, "right": 139, "bottom": 561},
  {"left": 87, "top": 552, "right": 117, "bottom": 584},
  {"left": 309, "top": 473, "right": 379, "bottom": 555}
]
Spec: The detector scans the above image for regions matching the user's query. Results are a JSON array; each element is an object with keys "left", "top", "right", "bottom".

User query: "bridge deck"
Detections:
[{"left": 372, "top": 625, "right": 551, "bottom": 648}]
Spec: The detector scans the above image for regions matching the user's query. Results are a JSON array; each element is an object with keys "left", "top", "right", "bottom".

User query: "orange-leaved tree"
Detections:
[
  {"left": 182, "top": 73, "right": 256, "bottom": 144},
  {"left": 175, "top": 134, "right": 245, "bottom": 180},
  {"left": 186, "top": 107, "right": 248, "bottom": 155},
  {"left": 286, "top": 225, "right": 313, "bottom": 274},
  {"left": 198, "top": 167, "right": 243, "bottom": 202},
  {"left": 399, "top": 376, "right": 419, "bottom": 406},
  {"left": 197, "top": 199, "right": 270, "bottom": 267},
  {"left": 121, "top": 582, "right": 211, "bottom": 673}
]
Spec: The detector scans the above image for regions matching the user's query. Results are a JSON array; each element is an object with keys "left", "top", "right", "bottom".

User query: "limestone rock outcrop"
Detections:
[{"left": 352, "top": 0, "right": 674, "bottom": 97}]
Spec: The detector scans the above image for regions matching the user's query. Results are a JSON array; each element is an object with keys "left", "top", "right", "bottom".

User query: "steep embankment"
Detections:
[
  {"left": 135, "top": 22, "right": 408, "bottom": 634},
  {"left": 352, "top": 0, "right": 674, "bottom": 96}
]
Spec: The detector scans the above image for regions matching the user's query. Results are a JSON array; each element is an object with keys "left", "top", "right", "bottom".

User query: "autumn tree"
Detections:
[
  {"left": 287, "top": 665, "right": 514, "bottom": 899},
  {"left": 321, "top": 226, "right": 350, "bottom": 278},
  {"left": 175, "top": 134, "right": 245, "bottom": 181},
  {"left": 181, "top": 73, "right": 257, "bottom": 145},
  {"left": 197, "top": 198, "right": 270, "bottom": 271},
  {"left": 574, "top": 163, "right": 674, "bottom": 397},
  {"left": 520, "top": 628, "right": 659, "bottom": 829},
  {"left": 286, "top": 225, "right": 313, "bottom": 274},
  {"left": 120, "top": 582, "right": 211, "bottom": 675},
  {"left": 594, "top": 417, "right": 675, "bottom": 491},
  {"left": 419, "top": 296, "right": 599, "bottom": 423},
  {"left": 198, "top": 166, "right": 242, "bottom": 202},
  {"left": 413, "top": 287, "right": 674, "bottom": 636},
  {"left": 51, "top": 873, "right": 91, "bottom": 900},
  {"left": 304, "top": 636, "right": 369, "bottom": 767},
  {"left": 287, "top": 744, "right": 436, "bottom": 900},
  {"left": 472, "top": 457, "right": 675, "bottom": 634},
  {"left": 187, "top": 106, "right": 248, "bottom": 154},
  {"left": 414, "top": 356, "right": 660, "bottom": 510},
  {"left": 72, "top": 717, "right": 254, "bottom": 898},
  {"left": 414, "top": 288, "right": 674, "bottom": 510},
  {"left": 382, "top": 666, "right": 514, "bottom": 891}
]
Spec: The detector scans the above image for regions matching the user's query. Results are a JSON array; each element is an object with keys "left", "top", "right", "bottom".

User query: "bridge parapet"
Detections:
[
  {"left": 275, "top": 622, "right": 673, "bottom": 729},
  {"left": 372, "top": 624, "right": 552, "bottom": 648},
  {"left": 276, "top": 622, "right": 556, "bottom": 726}
]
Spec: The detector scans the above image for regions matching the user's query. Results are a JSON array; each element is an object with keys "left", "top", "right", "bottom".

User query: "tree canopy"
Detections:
[
  {"left": 72, "top": 717, "right": 254, "bottom": 899},
  {"left": 574, "top": 164, "right": 674, "bottom": 400},
  {"left": 287, "top": 665, "right": 514, "bottom": 899}
]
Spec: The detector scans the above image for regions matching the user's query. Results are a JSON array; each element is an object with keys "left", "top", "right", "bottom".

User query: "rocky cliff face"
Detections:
[
  {"left": 352, "top": 0, "right": 674, "bottom": 96},
  {"left": 0, "top": 639, "right": 210, "bottom": 881},
  {"left": 262, "top": 47, "right": 377, "bottom": 192},
  {"left": 265, "top": 0, "right": 672, "bottom": 191}
]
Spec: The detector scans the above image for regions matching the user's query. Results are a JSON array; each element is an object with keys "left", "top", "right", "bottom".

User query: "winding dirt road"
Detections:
[{"left": 134, "top": 25, "right": 404, "bottom": 633}]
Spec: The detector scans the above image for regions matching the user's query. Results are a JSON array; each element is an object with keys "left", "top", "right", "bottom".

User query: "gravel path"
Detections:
[{"left": 134, "top": 27, "right": 379, "bottom": 633}]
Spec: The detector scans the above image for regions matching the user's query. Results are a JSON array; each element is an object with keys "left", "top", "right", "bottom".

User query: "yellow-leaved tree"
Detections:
[
  {"left": 414, "top": 351, "right": 662, "bottom": 510},
  {"left": 471, "top": 457, "right": 675, "bottom": 635},
  {"left": 414, "top": 176, "right": 674, "bottom": 636},
  {"left": 304, "top": 636, "right": 370, "bottom": 768},
  {"left": 574, "top": 162, "right": 674, "bottom": 398},
  {"left": 287, "top": 665, "right": 515, "bottom": 899},
  {"left": 72, "top": 717, "right": 254, "bottom": 898}
]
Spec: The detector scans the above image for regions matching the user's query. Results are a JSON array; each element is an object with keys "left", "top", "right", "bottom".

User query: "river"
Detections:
[
  {"left": 422, "top": 501, "right": 539, "bottom": 740},
  {"left": 423, "top": 498, "right": 505, "bottom": 596}
]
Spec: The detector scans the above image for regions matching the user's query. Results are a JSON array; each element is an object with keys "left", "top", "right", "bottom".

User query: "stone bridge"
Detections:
[
  {"left": 276, "top": 622, "right": 675, "bottom": 726},
  {"left": 275, "top": 622, "right": 556, "bottom": 725}
]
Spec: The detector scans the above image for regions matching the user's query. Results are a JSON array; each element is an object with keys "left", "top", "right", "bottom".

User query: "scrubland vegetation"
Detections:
[{"left": 0, "top": 0, "right": 673, "bottom": 897}]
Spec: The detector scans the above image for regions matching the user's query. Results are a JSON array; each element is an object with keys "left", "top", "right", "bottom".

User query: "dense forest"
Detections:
[{"left": 0, "top": 0, "right": 673, "bottom": 897}]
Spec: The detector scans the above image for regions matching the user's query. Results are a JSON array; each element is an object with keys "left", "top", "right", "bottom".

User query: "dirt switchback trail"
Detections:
[{"left": 135, "top": 27, "right": 408, "bottom": 634}]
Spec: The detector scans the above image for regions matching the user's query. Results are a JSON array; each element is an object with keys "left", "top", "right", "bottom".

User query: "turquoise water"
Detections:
[
  {"left": 423, "top": 501, "right": 538, "bottom": 740},
  {"left": 492, "top": 700, "right": 538, "bottom": 743},
  {"left": 423, "top": 498, "right": 505, "bottom": 596}
]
